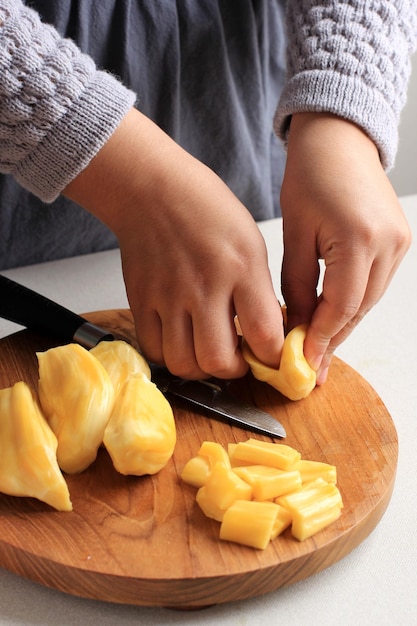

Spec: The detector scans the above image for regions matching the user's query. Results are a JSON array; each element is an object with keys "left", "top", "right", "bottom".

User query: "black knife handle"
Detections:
[{"left": 0, "top": 274, "right": 113, "bottom": 348}]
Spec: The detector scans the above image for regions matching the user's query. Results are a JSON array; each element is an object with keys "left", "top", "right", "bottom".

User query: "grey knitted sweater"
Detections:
[
  {"left": 0, "top": 0, "right": 136, "bottom": 202},
  {"left": 0, "top": 0, "right": 416, "bottom": 268},
  {"left": 275, "top": 0, "right": 417, "bottom": 170}
]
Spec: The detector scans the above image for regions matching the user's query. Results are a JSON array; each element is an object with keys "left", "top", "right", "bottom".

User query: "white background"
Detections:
[{"left": 389, "top": 52, "right": 417, "bottom": 195}]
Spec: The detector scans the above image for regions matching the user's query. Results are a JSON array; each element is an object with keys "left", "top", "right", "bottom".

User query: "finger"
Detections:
[
  {"left": 160, "top": 309, "right": 206, "bottom": 379},
  {"left": 304, "top": 240, "right": 391, "bottom": 375},
  {"left": 313, "top": 249, "right": 405, "bottom": 384},
  {"left": 132, "top": 307, "right": 164, "bottom": 365},
  {"left": 234, "top": 278, "right": 284, "bottom": 369},
  {"left": 159, "top": 297, "right": 248, "bottom": 380},
  {"left": 192, "top": 297, "right": 248, "bottom": 379},
  {"left": 304, "top": 254, "right": 370, "bottom": 371},
  {"left": 281, "top": 227, "right": 321, "bottom": 332}
]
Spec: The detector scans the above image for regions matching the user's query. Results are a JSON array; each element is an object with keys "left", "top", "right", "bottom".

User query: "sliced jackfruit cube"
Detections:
[
  {"left": 181, "top": 441, "right": 231, "bottom": 488},
  {"left": 180, "top": 454, "right": 211, "bottom": 488},
  {"left": 229, "top": 438, "right": 301, "bottom": 470},
  {"left": 232, "top": 465, "right": 302, "bottom": 501},
  {"left": 292, "top": 459, "right": 337, "bottom": 484},
  {"left": 196, "top": 463, "right": 252, "bottom": 522},
  {"left": 277, "top": 478, "right": 343, "bottom": 541},
  {"left": 198, "top": 441, "right": 231, "bottom": 469},
  {"left": 220, "top": 500, "right": 291, "bottom": 549}
]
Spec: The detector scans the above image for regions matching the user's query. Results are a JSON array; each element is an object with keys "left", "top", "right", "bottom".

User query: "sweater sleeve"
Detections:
[
  {"left": 0, "top": 0, "right": 136, "bottom": 202},
  {"left": 274, "top": 0, "right": 417, "bottom": 170}
]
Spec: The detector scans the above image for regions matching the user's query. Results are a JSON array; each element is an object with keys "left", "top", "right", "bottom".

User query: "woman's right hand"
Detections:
[{"left": 64, "top": 108, "right": 285, "bottom": 379}]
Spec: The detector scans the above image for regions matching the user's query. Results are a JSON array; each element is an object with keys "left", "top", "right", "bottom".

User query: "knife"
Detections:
[{"left": 0, "top": 274, "right": 286, "bottom": 438}]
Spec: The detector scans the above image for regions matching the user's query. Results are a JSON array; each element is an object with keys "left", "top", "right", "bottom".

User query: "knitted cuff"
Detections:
[
  {"left": 274, "top": 70, "right": 399, "bottom": 171},
  {"left": 13, "top": 72, "right": 136, "bottom": 202}
]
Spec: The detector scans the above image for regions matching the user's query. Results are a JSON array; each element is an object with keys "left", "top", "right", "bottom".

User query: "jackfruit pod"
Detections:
[
  {"left": 90, "top": 339, "right": 151, "bottom": 395},
  {"left": 103, "top": 372, "right": 176, "bottom": 476},
  {"left": 0, "top": 382, "right": 72, "bottom": 511},
  {"left": 242, "top": 324, "right": 316, "bottom": 400},
  {"left": 37, "top": 343, "right": 114, "bottom": 474}
]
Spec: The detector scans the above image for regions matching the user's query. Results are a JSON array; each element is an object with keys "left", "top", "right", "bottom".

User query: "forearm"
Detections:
[
  {"left": 275, "top": 0, "right": 417, "bottom": 170},
  {"left": 279, "top": 111, "right": 411, "bottom": 383},
  {"left": 62, "top": 107, "right": 203, "bottom": 234},
  {"left": 0, "top": 0, "right": 135, "bottom": 202}
]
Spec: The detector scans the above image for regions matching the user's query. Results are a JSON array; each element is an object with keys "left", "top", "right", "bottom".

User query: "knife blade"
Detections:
[{"left": 0, "top": 274, "right": 286, "bottom": 438}]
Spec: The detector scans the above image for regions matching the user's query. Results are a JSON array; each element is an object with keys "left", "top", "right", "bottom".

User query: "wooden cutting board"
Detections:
[{"left": 0, "top": 310, "right": 397, "bottom": 609}]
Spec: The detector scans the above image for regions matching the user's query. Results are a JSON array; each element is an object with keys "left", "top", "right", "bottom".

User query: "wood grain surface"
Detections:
[{"left": 0, "top": 310, "right": 398, "bottom": 608}]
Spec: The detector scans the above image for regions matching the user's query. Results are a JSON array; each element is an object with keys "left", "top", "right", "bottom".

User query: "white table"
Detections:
[{"left": 0, "top": 196, "right": 416, "bottom": 626}]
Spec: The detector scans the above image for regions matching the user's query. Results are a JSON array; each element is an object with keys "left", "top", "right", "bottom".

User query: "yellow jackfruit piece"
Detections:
[
  {"left": 276, "top": 477, "right": 343, "bottom": 541},
  {"left": 37, "top": 343, "right": 115, "bottom": 474},
  {"left": 292, "top": 501, "right": 342, "bottom": 542},
  {"left": 220, "top": 500, "right": 291, "bottom": 550},
  {"left": 290, "top": 485, "right": 343, "bottom": 541},
  {"left": 198, "top": 441, "right": 231, "bottom": 470},
  {"left": 233, "top": 465, "right": 302, "bottom": 501},
  {"left": 292, "top": 459, "right": 337, "bottom": 484},
  {"left": 183, "top": 439, "right": 343, "bottom": 546},
  {"left": 276, "top": 477, "right": 328, "bottom": 508},
  {"left": 227, "top": 443, "right": 243, "bottom": 466},
  {"left": 196, "top": 463, "right": 252, "bottom": 522},
  {"left": 270, "top": 505, "right": 293, "bottom": 540},
  {"left": 242, "top": 324, "right": 316, "bottom": 400},
  {"left": 180, "top": 454, "right": 211, "bottom": 488},
  {"left": 90, "top": 339, "right": 151, "bottom": 395},
  {"left": 229, "top": 438, "right": 301, "bottom": 470},
  {"left": 0, "top": 382, "right": 72, "bottom": 511},
  {"left": 103, "top": 373, "right": 176, "bottom": 476},
  {"left": 181, "top": 441, "right": 231, "bottom": 487}
]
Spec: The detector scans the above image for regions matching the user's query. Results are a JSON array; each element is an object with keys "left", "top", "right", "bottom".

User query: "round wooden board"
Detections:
[{"left": 0, "top": 310, "right": 397, "bottom": 608}]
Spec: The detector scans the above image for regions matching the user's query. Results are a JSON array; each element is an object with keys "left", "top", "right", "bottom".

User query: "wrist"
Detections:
[
  {"left": 63, "top": 108, "right": 181, "bottom": 233},
  {"left": 289, "top": 112, "right": 380, "bottom": 160}
]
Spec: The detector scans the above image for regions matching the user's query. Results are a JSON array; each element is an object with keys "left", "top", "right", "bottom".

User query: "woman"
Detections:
[{"left": 0, "top": 0, "right": 416, "bottom": 383}]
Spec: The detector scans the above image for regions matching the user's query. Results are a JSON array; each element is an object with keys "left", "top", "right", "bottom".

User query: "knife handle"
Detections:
[{"left": 0, "top": 275, "right": 113, "bottom": 348}]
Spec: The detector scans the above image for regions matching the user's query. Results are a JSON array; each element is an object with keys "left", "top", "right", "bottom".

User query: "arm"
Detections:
[
  {"left": 63, "top": 107, "right": 285, "bottom": 379},
  {"left": 274, "top": 0, "right": 417, "bottom": 382},
  {"left": 0, "top": 0, "right": 284, "bottom": 379},
  {"left": 0, "top": 0, "right": 135, "bottom": 200},
  {"left": 280, "top": 112, "right": 410, "bottom": 383}
]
